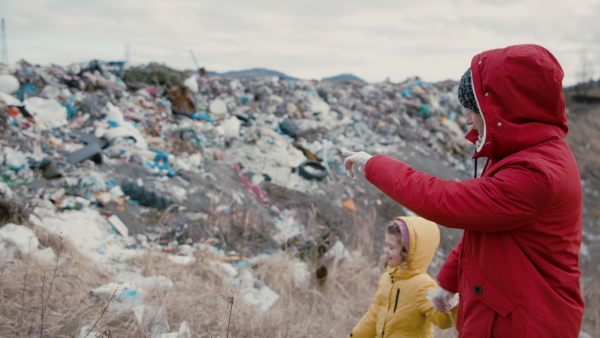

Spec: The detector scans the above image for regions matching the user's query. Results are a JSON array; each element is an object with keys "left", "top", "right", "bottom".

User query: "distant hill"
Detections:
[
  {"left": 322, "top": 73, "right": 366, "bottom": 83},
  {"left": 203, "top": 68, "right": 298, "bottom": 80}
]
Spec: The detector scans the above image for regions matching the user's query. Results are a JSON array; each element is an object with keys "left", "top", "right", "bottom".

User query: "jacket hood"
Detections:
[
  {"left": 466, "top": 44, "right": 568, "bottom": 160},
  {"left": 388, "top": 216, "right": 439, "bottom": 278}
]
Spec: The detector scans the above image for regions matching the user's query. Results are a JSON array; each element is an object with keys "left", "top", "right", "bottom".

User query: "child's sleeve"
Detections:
[
  {"left": 348, "top": 301, "right": 378, "bottom": 337},
  {"left": 347, "top": 277, "right": 383, "bottom": 338},
  {"left": 417, "top": 283, "right": 458, "bottom": 330}
]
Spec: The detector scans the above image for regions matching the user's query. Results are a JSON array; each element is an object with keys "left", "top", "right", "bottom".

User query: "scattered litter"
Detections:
[
  {"left": 108, "top": 214, "right": 129, "bottom": 236},
  {"left": 342, "top": 199, "right": 356, "bottom": 211},
  {"left": 235, "top": 269, "right": 280, "bottom": 311},
  {"left": 133, "top": 305, "right": 171, "bottom": 335}
]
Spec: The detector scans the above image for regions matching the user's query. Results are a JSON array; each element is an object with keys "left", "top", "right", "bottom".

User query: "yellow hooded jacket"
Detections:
[{"left": 349, "top": 217, "right": 456, "bottom": 338}]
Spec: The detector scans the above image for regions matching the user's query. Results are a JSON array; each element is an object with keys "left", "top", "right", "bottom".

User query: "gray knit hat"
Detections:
[{"left": 458, "top": 68, "right": 481, "bottom": 114}]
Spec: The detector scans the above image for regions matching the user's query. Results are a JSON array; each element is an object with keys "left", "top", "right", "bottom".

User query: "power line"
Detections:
[
  {"left": 1, "top": 18, "right": 7, "bottom": 65},
  {"left": 576, "top": 49, "right": 594, "bottom": 85}
]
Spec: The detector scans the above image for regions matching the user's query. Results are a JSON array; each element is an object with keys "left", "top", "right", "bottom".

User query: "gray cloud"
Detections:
[{"left": 1, "top": 0, "right": 599, "bottom": 84}]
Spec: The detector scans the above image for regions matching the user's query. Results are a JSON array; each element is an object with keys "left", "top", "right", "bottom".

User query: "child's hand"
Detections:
[{"left": 427, "top": 287, "right": 458, "bottom": 312}]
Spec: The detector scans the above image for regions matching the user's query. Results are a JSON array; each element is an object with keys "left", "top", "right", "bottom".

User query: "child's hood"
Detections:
[{"left": 392, "top": 216, "right": 440, "bottom": 276}]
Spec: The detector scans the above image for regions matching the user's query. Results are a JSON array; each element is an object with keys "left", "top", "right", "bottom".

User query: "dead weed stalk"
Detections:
[
  {"left": 84, "top": 288, "right": 118, "bottom": 338},
  {"left": 221, "top": 289, "right": 235, "bottom": 338},
  {"left": 39, "top": 235, "right": 63, "bottom": 335}
]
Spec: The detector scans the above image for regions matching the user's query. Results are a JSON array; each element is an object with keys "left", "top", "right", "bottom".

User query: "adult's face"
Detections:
[{"left": 466, "top": 110, "right": 484, "bottom": 136}]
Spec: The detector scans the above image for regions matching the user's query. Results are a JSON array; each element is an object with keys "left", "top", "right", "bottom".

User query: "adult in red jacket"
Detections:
[{"left": 343, "top": 44, "right": 584, "bottom": 337}]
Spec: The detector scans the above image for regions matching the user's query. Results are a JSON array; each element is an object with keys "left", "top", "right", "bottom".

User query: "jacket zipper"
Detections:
[{"left": 393, "top": 289, "right": 400, "bottom": 313}]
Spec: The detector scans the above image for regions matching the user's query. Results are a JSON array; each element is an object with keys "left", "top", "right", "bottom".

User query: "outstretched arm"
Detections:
[{"left": 364, "top": 154, "right": 548, "bottom": 231}]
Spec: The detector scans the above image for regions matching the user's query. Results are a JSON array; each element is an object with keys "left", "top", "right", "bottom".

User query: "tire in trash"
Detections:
[
  {"left": 121, "top": 178, "right": 175, "bottom": 209},
  {"left": 298, "top": 160, "right": 328, "bottom": 180},
  {"left": 234, "top": 114, "right": 252, "bottom": 127}
]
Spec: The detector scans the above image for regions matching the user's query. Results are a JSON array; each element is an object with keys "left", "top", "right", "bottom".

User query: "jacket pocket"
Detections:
[{"left": 459, "top": 256, "right": 516, "bottom": 336}]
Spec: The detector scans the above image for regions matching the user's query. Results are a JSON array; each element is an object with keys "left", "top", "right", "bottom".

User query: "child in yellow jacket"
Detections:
[{"left": 348, "top": 216, "right": 457, "bottom": 338}]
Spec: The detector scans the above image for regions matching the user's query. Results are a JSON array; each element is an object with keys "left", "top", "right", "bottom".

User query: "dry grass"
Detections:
[
  {"left": 1, "top": 187, "right": 591, "bottom": 337},
  {"left": 0, "top": 203, "right": 463, "bottom": 337},
  {"left": 582, "top": 271, "right": 600, "bottom": 336},
  {"left": 0, "top": 229, "right": 114, "bottom": 337}
]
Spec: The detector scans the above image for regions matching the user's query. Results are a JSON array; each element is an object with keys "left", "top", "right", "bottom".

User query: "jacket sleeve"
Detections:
[
  {"left": 364, "top": 154, "right": 551, "bottom": 232},
  {"left": 348, "top": 278, "right": 382, "bottom": 338},
  {"left": 436, "top": 237, "right": 463, "bottom": 293},
  {"left": 348, "top": 303, "right": 377, "bottom": 338},
  {"left": 417, "top": 283, "right": 458, "bottom": 330}
]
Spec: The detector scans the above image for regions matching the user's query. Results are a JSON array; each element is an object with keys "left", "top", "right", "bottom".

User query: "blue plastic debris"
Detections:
[
  {"left": 191, "top": 112, "right": 213, "bottom": 123},
  {"left": 60, "top": 95, "right": 79, "bottom": 119},
  {"left": 150, "top": 149, "right": 170, "bottom": 165},
  {"left": 231, "top": 260, "right": 252, "bottom": 269},
  {"left": 17, "top": 83, "right": 39, "bottom": 101},
  {"left": 118, "top": 289, "right": 138, "bottom": 302}
]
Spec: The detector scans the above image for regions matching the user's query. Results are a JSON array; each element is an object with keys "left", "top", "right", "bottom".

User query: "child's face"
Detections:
[{"left": 384, "top": 233, "right": 403, "bottom": 267}]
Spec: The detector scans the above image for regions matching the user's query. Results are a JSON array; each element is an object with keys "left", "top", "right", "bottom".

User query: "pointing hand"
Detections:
[{"left": 342, "top": 150, "right": 373, "bottom": 178}]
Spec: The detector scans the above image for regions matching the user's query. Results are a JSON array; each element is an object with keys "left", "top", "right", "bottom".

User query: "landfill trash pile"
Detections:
[
  {"left": 1, "top": 59, "right": 596, "bottom": 336},
  {"left": 0, "top": 58, "right": 473, "bottom": 238}
]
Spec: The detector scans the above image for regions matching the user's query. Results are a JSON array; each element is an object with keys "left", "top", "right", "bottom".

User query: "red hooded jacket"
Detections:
[{"left": 365, "top": 44, "right": 584, "bottom": 337}]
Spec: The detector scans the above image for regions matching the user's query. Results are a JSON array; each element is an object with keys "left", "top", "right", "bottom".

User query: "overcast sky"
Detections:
[{"left": 1, "top": 0, "right": 599, "bottom": 85}]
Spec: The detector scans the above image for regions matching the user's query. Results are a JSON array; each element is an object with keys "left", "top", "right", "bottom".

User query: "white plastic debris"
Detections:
[
  {"left": 32, "top": 208, "right": 139, "bottom": 264},
  {"left": 168, "top": 255, "right": 196, "bottom": 265},
  {"left": 0, "top": 182, "right": 14, "bottom": 199},
  {"left": 214, "top": 115, "right": 241, "bottom": 138},
  {"left": 0, "top": 74, "right": 20, "bottom": 94},
  {"left": 236, "top": 269, "right": 280, "bottom": 312},
  {"left": 23, "top": 96, "right": 68, "bottom": 128},
  {"left": 209, "top": 99, "right": 228, "bottom": 115},
  {"left": 133, "top": 305, "right": 171, "bottom": 335},
  {"left": 158, "top": 321, "right": 192, "bottom": 338},
  {"left": 41, "top": 85, "right": 69, "bottom": 99},
  {"left": 293, "top": 260, "right": 311, "bottom": 289},
  {"left": 3, "top": 146, "right": 29, "bottom": 170},
  {"left": 102, "top": 102, "right": 125, "bottom": 124},
  {"left": 31, "top": 247, "right": 57, "bottom": 266},
  {"left": 324, "top": 240, "right": 357, "bottom": 263},
  {"left": 90, "top": 282, "right": 133, "bottom": 302},
  {"left": 210, "top": 261, "right": 238, "bottom": 278},
  {"left": 0, "top": 223, "right": 40, "bottom": 255},
  {"left": 0, "top": 91, "right": 22, "bottom": 105},
  {"left": 138, "top": 275, "right": 174, "bottom": 293},
  {"left": 309, "top": 97, "right": 330, "bottom": 115},
  {"left": 108, "top": 215, "right": 129, "bottom": 237},
  {"left": 97, "top": 120, "right": 148, "bottom": 149},
  {"left": 184, "top": 76, "right": 199, "bottom": 93},
  {"left": 273, "top": 210, "right": 303, "bottom": 242}
]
